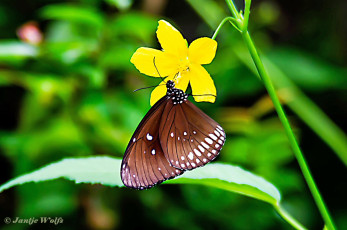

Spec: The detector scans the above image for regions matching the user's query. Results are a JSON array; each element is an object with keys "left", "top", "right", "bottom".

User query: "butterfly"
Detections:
[{"left": 121, "top": 80, "right": 226, "bottom": 189}]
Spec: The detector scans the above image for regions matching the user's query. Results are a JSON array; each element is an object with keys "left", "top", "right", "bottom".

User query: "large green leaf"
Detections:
[
  {"left": 0, "top": 156, "right": 279, "bottom": 204},
  {"left": 168, "top": 163, "right": 280, "bottom": 205},
  {"left": 0, "top": 156, "right": 305, "bottom": 229}
]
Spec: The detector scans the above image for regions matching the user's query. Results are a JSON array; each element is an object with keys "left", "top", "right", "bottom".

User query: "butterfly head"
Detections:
[{"left": 166, "top": 80, "right": 175, "bottom": 89}]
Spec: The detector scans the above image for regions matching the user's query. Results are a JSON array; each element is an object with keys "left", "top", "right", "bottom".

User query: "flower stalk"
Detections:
[{"left": 217, "top": 0, "right": 336, "bottom": 229}]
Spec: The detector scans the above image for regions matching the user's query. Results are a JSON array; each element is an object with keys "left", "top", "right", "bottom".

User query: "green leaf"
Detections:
[
  {"left": 186, "top": 0, "right": 226, "bottom": 28},
  {"left": 40, "top": 4, "right": 104, "bottom": 28},
  {"left": 267, "top": 47, "right": 347, "bottom": 90},
  {"left": 0, "top": 156, "right": 280, "bottom": 205},
  {"left": 168, "top": 163, "right": 280, "bottom": 205},
  {"left": 0, "top": 157, "right": 306, "bottom": 229},
  {"left": 104, "top": 0, "right": 132, "bottom": 10},
  {"left": 0, "top": 157, "right": 122, "bottom": 192},
  {"left": 0, "top": 41, "right": 38, "bottom": 59}
]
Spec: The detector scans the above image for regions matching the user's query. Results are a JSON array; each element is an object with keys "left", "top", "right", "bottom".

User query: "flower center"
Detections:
[{"left": 177, "top": 56, "right": 190, "bottom": 74}]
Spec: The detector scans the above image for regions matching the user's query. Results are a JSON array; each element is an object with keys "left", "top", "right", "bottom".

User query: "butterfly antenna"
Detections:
[
  {"left": 133, "top": 84, "right": 166, "bottom": 92},
  {"left": 153, "top": 57, "right": 166, "bottom": 83}
]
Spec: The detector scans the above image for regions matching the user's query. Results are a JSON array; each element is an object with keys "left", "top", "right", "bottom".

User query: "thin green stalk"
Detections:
[
  {"left": 242, "top": 33, "right": 336, "bottom": 230},
  {"left": 222, "top": 0, "right": 336, "bottom": 229},
  {"left": 243, "top": 0, "right": 251, "bottom": 30},
  {"left": 225, "top": 0, "right": 240, "bottom": 19},
  {"left": 275, "top": 205, "right": 307, "bottom": 230},
  {"left": 212, "top": 16, "right": 241, "bottom": 39}
]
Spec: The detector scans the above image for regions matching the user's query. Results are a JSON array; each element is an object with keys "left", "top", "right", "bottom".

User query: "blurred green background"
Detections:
[{"left": 0, "top": 0, "right": 346, "bottom": 229}]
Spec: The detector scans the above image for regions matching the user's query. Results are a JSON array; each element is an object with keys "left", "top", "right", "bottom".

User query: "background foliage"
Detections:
[{"left": 0, "top": 0, "right": 346, "bottom": 229}]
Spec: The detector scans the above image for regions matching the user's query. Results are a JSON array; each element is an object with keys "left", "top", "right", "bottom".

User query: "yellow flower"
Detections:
[{"left": 130, "top": 20, "right": 218, "bottom": 106}]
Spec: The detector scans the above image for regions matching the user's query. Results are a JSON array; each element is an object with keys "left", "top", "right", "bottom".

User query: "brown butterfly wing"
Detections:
[
  {"left": 159, "top": 100, "right": 226, "bottom": 170},
  {"left": 121, "top": 97, "right": 183, "bottom": 189}
]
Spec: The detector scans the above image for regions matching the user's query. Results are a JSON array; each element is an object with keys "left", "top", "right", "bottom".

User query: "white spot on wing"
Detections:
[
  {"left": 215, "top": 144, "right": 220, "bottom": 148},
  {"left": 181, "top": 156, "right": 185, "bottom": 160},
  {"left": 146, "top": 133, "right": 153, "bottom": 141},
  {"left": 181, "top": 164, "right": 186, "bottom": 168},
  {"left": 198, "top": 145, "right": 205, "bottom": 152},
  {"left": 183, "top": 132, "right": 187, "bottom": 136},
  {"left": 171, "top": 132, "right": 174, "bottom": 137},
  {"left": 151, "top": 149, "right": 156, "bottom": 155},
  {"left": 196, "top": 159, "right": 200, "bottom": 163},
  {"left": 209, "top": 133, "right": 217, "bottom": 140},
  {"left": 218, "top": 140, "right": 223, "bottom": 144},
  {"left": 207, "top": 153, "right": 212, "bottom": 157},
  {"left": 133, "top": 138, "right": 136, "bottom": 142},
  {"left": 203, "top": 158, "right": 207, "bottom": 162},
  {"left": 217, "top": 129, "right": 224, "bottom": 136},
  {"left": 212, "top": 149, "right": 217, "bottom": 154},
  {"left": 205, "top": 137, "right": 213, "bottom": 144},
  {"left": 191, "top": 162, "right": 196, "bottom": 167},
  {"left": 188, "top": 152, "right": 194, "bottom": 160},
  {"left": 201, "top": 142, "right": 210, "bottom": 149},
  {"left": 194, "top": 149, "right": 202, "bottom": 156},
  {"left": 214, "top": 130, "right": 220, "bottom": 137},
  {"left": 158, "top": 167, "right": 161, "bottom": 171},
  {"left": 193, "top": 131, "right": 197, "bottom": 134}
]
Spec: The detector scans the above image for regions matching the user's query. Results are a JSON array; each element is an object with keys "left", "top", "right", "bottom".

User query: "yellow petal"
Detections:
[
  {"left": 150, "top": 74, "right": 189, "bottom": 106},
  {"left": 130, "top": 47, "right": 179, "bottom": 77},
  {"left": 173, "top": 72, "right": 190, "bottom": 92},
  {"left": 156, "top": 20, "right": 188, "bottom": 58},
  {"left": 188, "top": 37, "right": 217, "bottom": 65},
  {"left": 150, "top": 81, "right": 168, "bottom": 106},
  {"left": 187, "top": 64, "right": 216, "bottom": 103},
  {"left": 150, "top": 75, "right": 174, "bottom": 106}
]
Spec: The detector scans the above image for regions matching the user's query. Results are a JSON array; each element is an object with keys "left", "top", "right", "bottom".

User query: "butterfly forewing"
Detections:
[
  {"left": 121, "top": 97, "right": 183, "bottom": 189},
  {"left": 159, "top": 100, "right": 226, "bottom": 170}
]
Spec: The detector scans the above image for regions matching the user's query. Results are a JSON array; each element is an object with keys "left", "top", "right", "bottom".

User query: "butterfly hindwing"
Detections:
[
  {"left": 159, "top": 100, "right": 226, "bottom": 170},
  {"left": 121, "top": 97, "right": 183, "bottom": 189}
]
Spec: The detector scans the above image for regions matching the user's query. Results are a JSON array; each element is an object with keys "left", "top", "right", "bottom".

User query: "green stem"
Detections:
[
  {"left": 242, "top": 31, "right": 336, "bottom": 230},
  {"left": 275, "top": 205, "right": 307, "bottom": 230},
  {"left": 243, "top": 0, "right": 251, "bottom": 30},
  {"left": 225, "top": 0, "right": 240, "bottom": 19},
  {"left": 223, "top": 0, "right": 336, "bottom": 229},
  {"left": 212, "top": 16, "right": 241, "bottom": 39}
]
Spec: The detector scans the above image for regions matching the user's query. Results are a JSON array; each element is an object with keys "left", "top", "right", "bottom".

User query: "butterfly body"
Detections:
[{"left": 121, "top": 80, "right": 225, "bottom": 190}]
